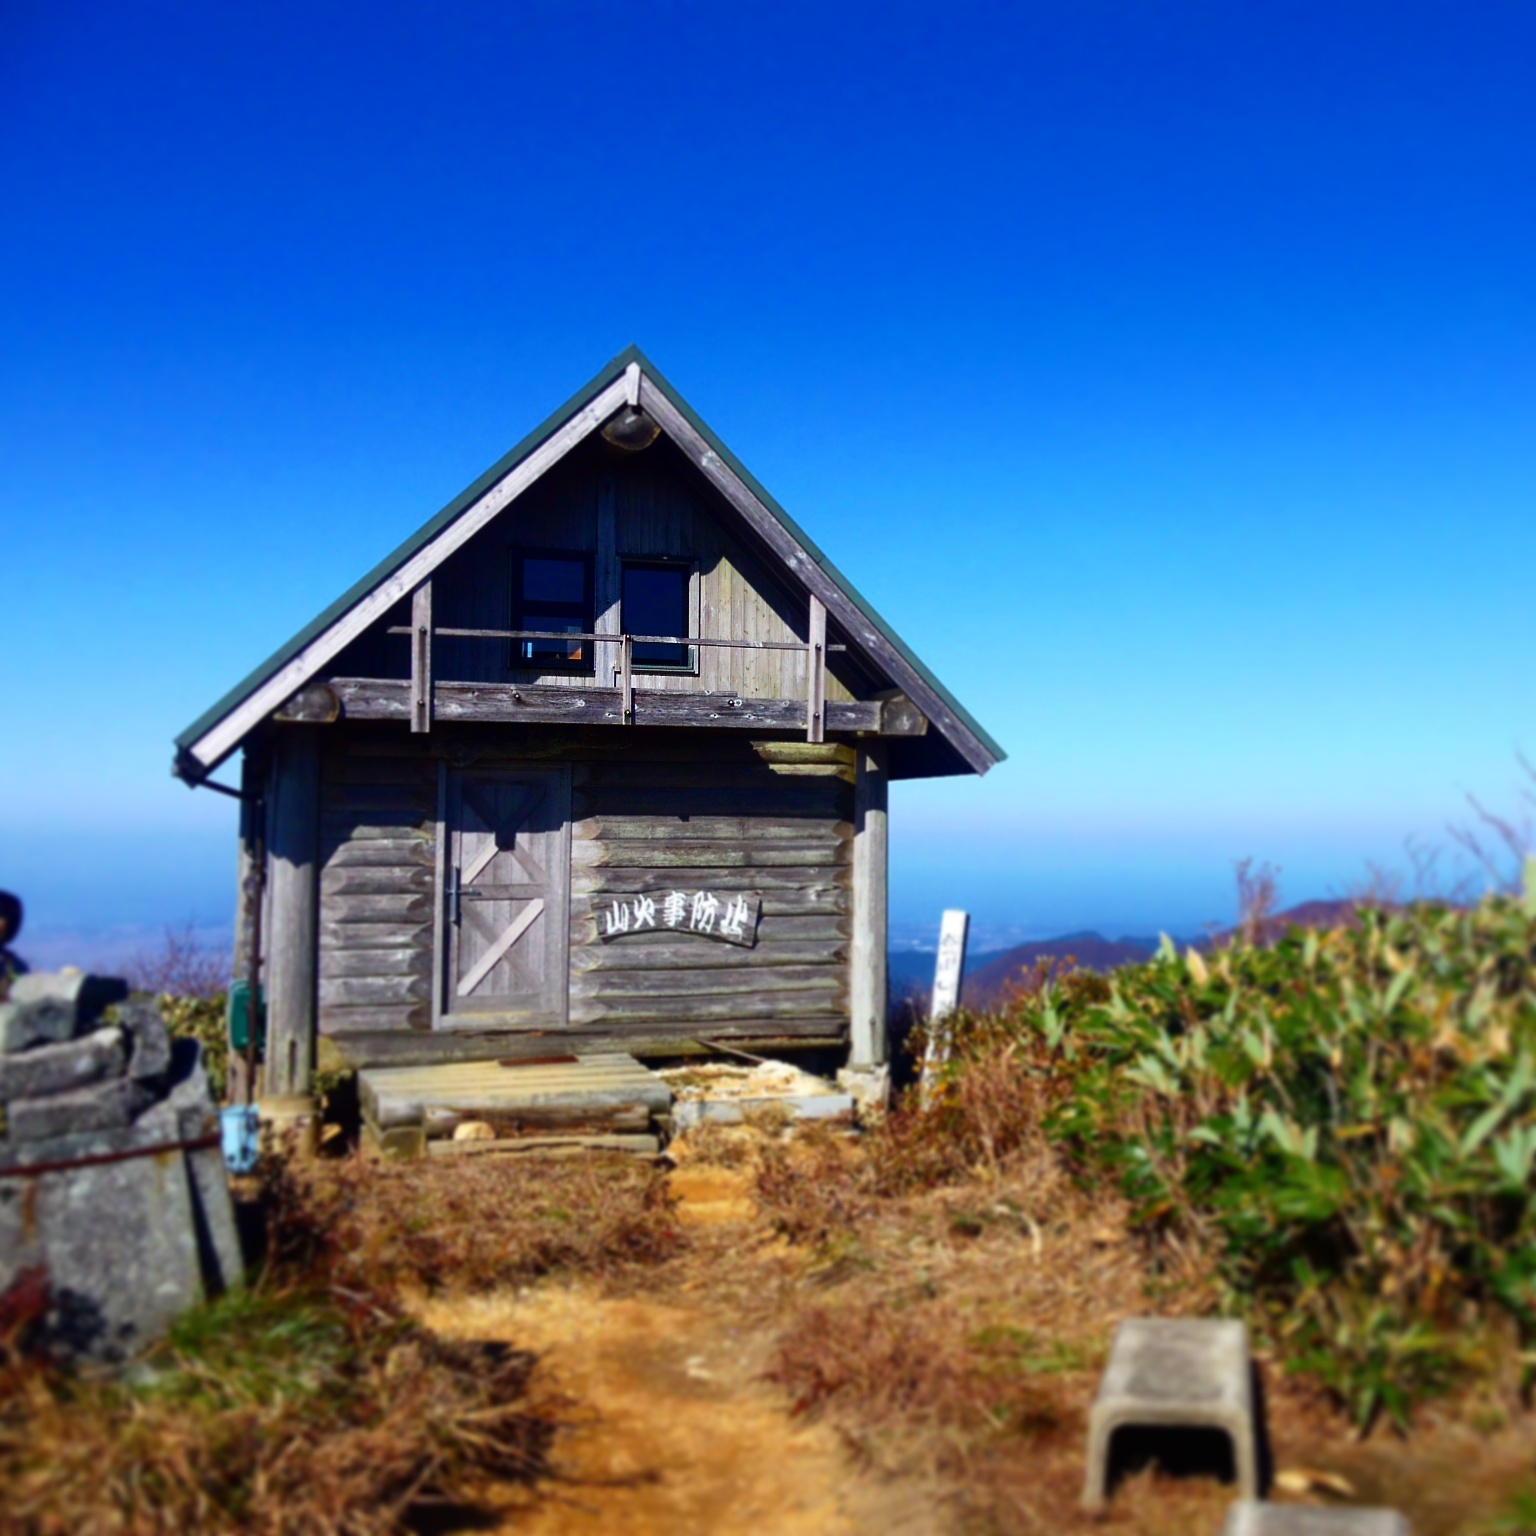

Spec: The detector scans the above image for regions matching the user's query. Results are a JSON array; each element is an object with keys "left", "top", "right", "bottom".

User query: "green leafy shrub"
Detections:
[
  {"left": 934, "top": 879, "right": 1536, "bottom": 1429},
  {"left": 155, "top": 992, "right": 230, "bottom": 1100}
]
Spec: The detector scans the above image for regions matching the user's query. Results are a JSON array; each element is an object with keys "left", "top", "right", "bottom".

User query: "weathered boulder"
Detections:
[
  {"left": 6, "top": 1074, "right": 155, "bottom": 1142},
  {"left": 0, "top": 1025, "right": 126, "bottom": 1101},
  {"left": 1, "top": 973, "right": 128, "bottom": 1051}
]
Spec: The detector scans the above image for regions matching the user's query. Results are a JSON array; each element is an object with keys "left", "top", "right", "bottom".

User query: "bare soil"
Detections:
[{"left": 406, "top": 1137, "right": 1536, "bottom": 1536}]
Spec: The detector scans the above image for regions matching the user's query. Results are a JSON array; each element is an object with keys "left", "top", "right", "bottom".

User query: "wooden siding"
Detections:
[
  {"left": 328, "top": 438, "right": 875, "bottom": 704},
  {"left": 310, "top": 729, "right": 852, "bottom": 1049},
  {"left": 567, "top": 741, "right": 852, "bottom": 1036},
  {"left": 316, "top": 750, "right": 437, "bottom": 1038}
]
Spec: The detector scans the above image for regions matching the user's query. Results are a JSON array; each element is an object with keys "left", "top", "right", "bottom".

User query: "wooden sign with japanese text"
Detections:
[{"left": 596, "top": 890, "right": 761, "bottom": 947}]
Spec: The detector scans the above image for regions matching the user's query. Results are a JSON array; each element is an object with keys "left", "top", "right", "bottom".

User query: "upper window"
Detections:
[
  {"left": 622, "top": 561, "right": 692, "bottom": 670},
  {"left": 511, "top": 552, "right": 593, "bottom": 672}
]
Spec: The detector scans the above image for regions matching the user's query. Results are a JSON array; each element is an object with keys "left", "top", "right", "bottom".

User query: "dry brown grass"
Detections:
[
  {"left": 287, "top": 1150, "right": 687, "bottom": 1293},
  {"left": 0, "top": 1170, "right": 569, "bottom": 1534}
]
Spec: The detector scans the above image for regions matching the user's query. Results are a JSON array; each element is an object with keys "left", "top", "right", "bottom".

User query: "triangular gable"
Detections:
[{"left": 174, "top": 346, "right": 1005, "bottom": 779}]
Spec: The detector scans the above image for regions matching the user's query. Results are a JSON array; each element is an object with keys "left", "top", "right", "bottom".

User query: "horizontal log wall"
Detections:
[
  {"left": 568, "top": 741, "right": 853, "bottom": 1037},
  {"left": 311, "top": 730, "right": 854, "bottom": 1053},
  {"left": 316, "top": 752, "right": 437, "bottom": 1038}
]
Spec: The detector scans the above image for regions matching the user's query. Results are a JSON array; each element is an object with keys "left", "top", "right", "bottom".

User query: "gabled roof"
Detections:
[{"left": 174, "top": 346, "right": 1005, "bottom": 779}]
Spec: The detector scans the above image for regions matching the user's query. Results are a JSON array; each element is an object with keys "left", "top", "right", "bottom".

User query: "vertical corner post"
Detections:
[
  {"left": 850, "top": 742, "right": 889, "bottom": 1066},
  {"left": 410, "top": 579, "right": 433, "bottom": 734},
  {"left": 265, "top": 727, "right": 321, "bottom": 1098},
  {"left": 806, "top": 594, "right": 827, "bottom": 744},
  {"left": 620, "top": 633, "right": 634, "bottom": 723},
  {"left": 595, "top": 477, "right": 620, "bottom": 684}
]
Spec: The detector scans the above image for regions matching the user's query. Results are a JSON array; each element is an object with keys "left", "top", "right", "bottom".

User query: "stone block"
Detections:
[
  {"left": 2, "top": 973, "right": 129, "bottom": 1051},
  {"left": 115, "top": 997, "right": 173, "bottom": 1081},
  {"left": 1221, "top": 1501, "right": 1410, "bottom": 1536},
  {"left": 7, "top": 1074, "right": 154, "bottom": 1142},
  {"left": 0, "top": 1145, "right": 206, "bottom": 1364},
  {"left": 0, "top": 1026, "right": 126, "bottom": 1102},
  {"left": 1082, "top": 1317, "right": 1258, "bottom": 1507}
]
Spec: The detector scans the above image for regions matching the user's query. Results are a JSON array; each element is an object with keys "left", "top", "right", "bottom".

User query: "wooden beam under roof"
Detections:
[{"left": 275, "top": 678, "right": 930, "bottom": 735}]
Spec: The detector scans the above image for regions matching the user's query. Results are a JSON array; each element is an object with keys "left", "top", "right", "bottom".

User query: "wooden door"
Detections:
[{"left": 441, "top": 766, "right": 570, "bottom": 1027}]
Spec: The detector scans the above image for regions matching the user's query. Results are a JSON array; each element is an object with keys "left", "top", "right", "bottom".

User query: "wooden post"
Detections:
[
  {"left": 620, "top": 633, "right": 634, "bottom": 723},
  {"left": 849, "top": 742, "right": 889, "bottom": 1066},
  {"left": 806, "top": 595, "right": 826, "bottom": 744},
  {"left": 595, "top": 476, "right": 620, "bottom": 684},
  {"left": 265, "top": 727, "right": 320, "bottom": 1099},
  {"left": 227, "top": 748, "right": 263, "bottom": 1107},
  {"left": 410, "top": 580, "right": 432, "bottom": 734}
]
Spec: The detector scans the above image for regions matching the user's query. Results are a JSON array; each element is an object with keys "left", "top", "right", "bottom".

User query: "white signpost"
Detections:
[{"left": 920, "top": 908, "right": 969, "bottom": 1107}]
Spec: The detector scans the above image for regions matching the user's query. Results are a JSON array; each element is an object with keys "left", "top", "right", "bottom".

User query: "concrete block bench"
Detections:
[
  {"left": 1082, "top": 1317, "right": 1258, "bottom": 1507},
  {"left": 1221, "top": 1500, "right": 1410, "bottom": 1536}
]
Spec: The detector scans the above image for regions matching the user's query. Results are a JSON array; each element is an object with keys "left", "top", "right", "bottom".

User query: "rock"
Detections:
[
  {"left": 2, "top": 973, "right": 129, "bottom": 1051},
  {"left": 114, "top": 997, "right": 173, "bottom": 1081},
  {"left": 453, "top": 1120, "right": 498, "bottom": 1141},
  {"left": 7, "top": 1075, "right": 154, "bottom": 1142},
  {"left": 0, "top": 1025, "right": 126, "bottom": 1102},
  {"left": 0, "top": 1144, "right": 206, "bottom": 1364}
]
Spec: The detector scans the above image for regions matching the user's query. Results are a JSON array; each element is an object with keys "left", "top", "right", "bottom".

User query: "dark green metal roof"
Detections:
[{"left": 175, "top": 345, "right": 1005, "bottom": 771}]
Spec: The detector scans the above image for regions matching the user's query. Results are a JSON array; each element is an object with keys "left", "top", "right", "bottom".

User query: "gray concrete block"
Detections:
[
  {"left": 115, "top": 996, "right": 173, "bottom": 1081},
  {"left": 7, "top": 1074, "right": 154, "bottom": 1142},
  {"left": 1221, "top": 1501, "right": 1410, "bottom": 1536},
  {"left": 0, "top": 1026, "right": 126, "bottom": 1102},
  {"left": 0, "top": 1148, "right": 206, "bottom": 1364},
  {"left": 2, "top": 973, "right": 129, "bottom": 1051},
  {"left": 1082, "top": 1317, "right": 1258, "bottom": 1507}
]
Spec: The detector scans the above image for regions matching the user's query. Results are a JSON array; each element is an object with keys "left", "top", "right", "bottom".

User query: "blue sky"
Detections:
[{"left": 3, "top": 1, "right": 1533, "bottom": 963}]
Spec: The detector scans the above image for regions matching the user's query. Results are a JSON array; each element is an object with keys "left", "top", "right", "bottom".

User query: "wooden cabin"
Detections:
[{"left": 174, "top": 349, "right": 1004, "bottom": 1097}]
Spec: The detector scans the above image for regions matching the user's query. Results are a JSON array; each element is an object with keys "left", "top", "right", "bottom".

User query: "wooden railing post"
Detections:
[
  {"left": 620, "top": 634, "right": 634, "bottom": 723},
  {"left": 410, "top": 579, "right": 432, "bottom": 734},
  {"left": 806, "top": 594, "right": 826, "bottom": 744}
]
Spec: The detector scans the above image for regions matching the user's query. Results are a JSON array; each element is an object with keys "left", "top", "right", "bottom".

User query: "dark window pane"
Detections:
[
  {"left": 522, "top": 557, "right": 586, "bottom": 605},
  {"left": 520, "top": 615, "right": 586, "bottom": 665},
  {"left": 623, "top": 565, "right": 689, "bottom": 666}
]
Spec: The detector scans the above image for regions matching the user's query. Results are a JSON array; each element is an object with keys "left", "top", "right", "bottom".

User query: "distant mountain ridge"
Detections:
[{"left": 953, "top": 898, "right": 1363, "bottom": 1010}]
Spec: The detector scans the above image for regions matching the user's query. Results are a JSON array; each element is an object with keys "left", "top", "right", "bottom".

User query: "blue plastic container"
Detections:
[{"left": 220, "top": 1104, "right": 261, "bottom": 1174}]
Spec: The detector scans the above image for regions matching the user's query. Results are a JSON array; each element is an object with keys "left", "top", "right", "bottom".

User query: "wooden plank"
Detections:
[
  {"left": 322, "top": 892, "right": 434, "bottom": 923},
  {"left": 806, "top": 594, "right": 826, "bottom": 743},
  {"left": 572, "top": 815, "right": 851, "bottom": 843},
  {"left": 850, "top": 741, "right": 889, "bottom": 1067},
  {"left": 573, "top": 866, "right": 848, "bottom": 894},
  {"left": 325, "top": 678, "right": 888, "bottom": 734},
  {"left": 320, "top": 864, "right": 434, "bottom": 897},
  {"left": 323, "top": 837, "right": 434, "bottom": 869},
  {"left": 637, "top": 372, "right": 999, "bottom": 776},
  {"left": 427, "top": 1133, "right": 660, "bottom": 1158},
  {"left": 320, "top": 1001, "right": 430, "bottom": 1034},
  {"left": 318, "top": 973, "right": 432, "bottom": 1008},
  {"left": 325, "top": 1022, "right": 848, "bottom": 1069},
  {"left": 320, "top": 815, "right": 434, "bottom": 841},
  {"left": 185, "top": 371, "right": 632, "bottom": 772},
  {"left": 574, "top": 787, "right": 849, "bottom": 819},
  {"left": 320, "top": 920, "right": 433, "bottom": 949},
  {"left": 568, "top": 992, "right": 846, "bottom": 1025},
  {"left": 266, "top": 728, "right": 320, "bottom": 1096},
  {"left": 321, "top": 783, "right": 436, "bottom": 813},
  {"left": 595, "top": 475, "right": 620, "bottom": 685},
  {"left": 572, "top": 937, "right": 847, "bottom": 972},
  {"left": 572, "top": 965, "right": 843, "bottom": 1000},
  {"left": 410, "top": 579, "right": 433, "bottom": 734},
  {"left": 320, "top": 947, "right": 431, "bottom": 979},
  {"left": 571, "top": 840, "right": 845, "bottom": 870},
  {"left": 751, "top": 742, "right": 855, "bottom": 767}
]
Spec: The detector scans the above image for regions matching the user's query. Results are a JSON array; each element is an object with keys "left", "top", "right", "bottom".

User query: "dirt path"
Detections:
[{"left": 412, "top": 1165, "right": 946, "bottom": 1536}]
